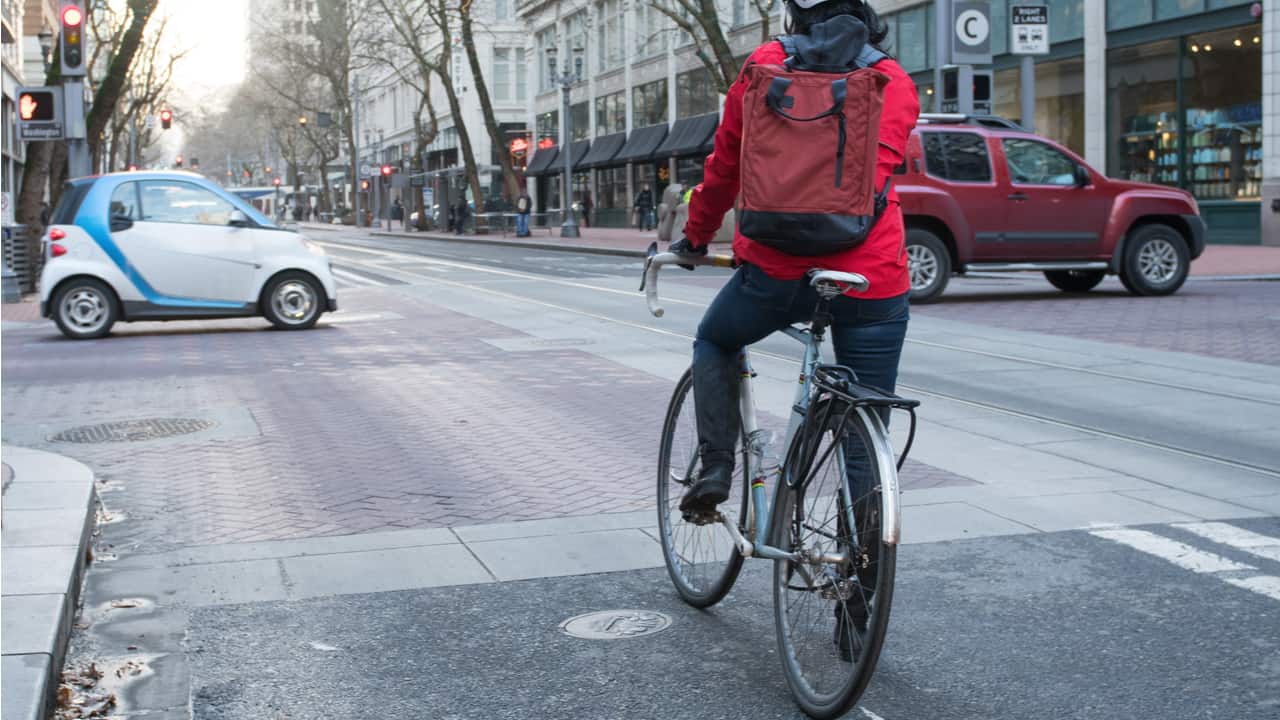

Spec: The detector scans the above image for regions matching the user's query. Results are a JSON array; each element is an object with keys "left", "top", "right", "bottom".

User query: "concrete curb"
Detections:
[
  {"left": 299, "top": 222, "right": 652, "bottom": 259},
  {"left": 1, "top": 446, "right": 96, "bottom": 720}
]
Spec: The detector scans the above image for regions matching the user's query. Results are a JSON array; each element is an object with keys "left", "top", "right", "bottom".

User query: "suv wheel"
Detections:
[
  {"left": 906, "top": 228, "right": 951, "bottom": 304},
  {"left": 1119, "top": 224, "right": 1190, "bottom": 296},
  {"left": 53, "top": 278, "right": 118, "bottom": 340},
  {"left": 1044, "top": 270, "right": 1106, "bottom": 293}
]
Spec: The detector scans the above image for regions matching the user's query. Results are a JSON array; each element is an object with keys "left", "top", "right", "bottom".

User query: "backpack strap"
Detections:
[
  {"left": 777, "top": 35, "right": 799, "bottom": 71},
  {"left": 855, "top": 45, "right": 888, "bottom": 69}
]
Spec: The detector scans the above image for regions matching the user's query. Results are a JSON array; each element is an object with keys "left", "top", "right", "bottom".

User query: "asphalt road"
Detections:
[{"left": 6, "top": 229, "right": 1277, "bottom": 719}]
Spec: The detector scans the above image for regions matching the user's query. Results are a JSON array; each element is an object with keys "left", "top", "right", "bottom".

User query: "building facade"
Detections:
[{"left": 875, "top": 0, "right": 1275, "bottom": 245}]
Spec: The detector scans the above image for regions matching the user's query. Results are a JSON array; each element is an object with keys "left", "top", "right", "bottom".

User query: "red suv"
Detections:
[{"left": 897, "top": 114, "right": 1206, "bottom": 303}]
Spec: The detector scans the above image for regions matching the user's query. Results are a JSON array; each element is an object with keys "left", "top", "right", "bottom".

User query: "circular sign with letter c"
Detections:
[{"left": 956, "top": 9, "right": 990, "bottom": 47}]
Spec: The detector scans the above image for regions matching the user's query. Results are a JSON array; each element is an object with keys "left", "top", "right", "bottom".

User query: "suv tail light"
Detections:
[{"left": 50, "top": 243, "right": 68, "bottom": 257}]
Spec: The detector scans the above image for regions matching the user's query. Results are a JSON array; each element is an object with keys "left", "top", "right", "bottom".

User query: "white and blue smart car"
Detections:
[{"left": 38, "top": 171, "right": 338, "bottom": 339}]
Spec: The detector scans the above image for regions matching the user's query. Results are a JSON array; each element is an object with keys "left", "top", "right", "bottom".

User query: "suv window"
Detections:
[
  {"left": 1002, "top": 138, "right": 1077, "bottom": 186},
  {"left": 138, "top": 180, "right": 234, "bottom": 226},
  {"left": 110, "top": 182, "right": 140, "bottom": 220},
  {"left": 921, "top": 132, "right": 992, "bottom": 183}
]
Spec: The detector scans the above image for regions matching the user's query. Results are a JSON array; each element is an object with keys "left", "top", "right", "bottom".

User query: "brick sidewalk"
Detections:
[{"left": 301, "top": 222, "right": 1279, "bottom": 276}]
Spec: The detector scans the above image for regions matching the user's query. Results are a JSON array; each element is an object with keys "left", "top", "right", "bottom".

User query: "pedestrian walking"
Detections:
[
  {"left": 391, "top": 198, "right": 405, "bottom": 231},
  {"left": 515, "top": 189, "right": 532, "bottom": 237},
  {"left": 582, "top": 192, "right": 593, "bottom": 228},
  {"left": 634, "top": 184, "right": 655, "bottom": 231},
  {"left": 453, "top": 198, "right": 469, "bottom": 235}
]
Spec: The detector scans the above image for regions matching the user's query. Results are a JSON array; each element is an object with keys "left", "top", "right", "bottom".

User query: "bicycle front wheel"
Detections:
[
  {"left": 772, "top": 398, "right": 896, "bottom": 719},
  {"left": 656, "top": 368, "right": 747, "bottom": 608}
]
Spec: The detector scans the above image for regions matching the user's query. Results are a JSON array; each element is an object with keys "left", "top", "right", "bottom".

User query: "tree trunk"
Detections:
[
  {"left": 436, "top": 66, "right": 484, "bottom": 215},
  {"left": 695, "top": 0, "right": 739, "bottom": 92},
  {"left": 459, "top": 6, "right": 519, "bottom": 203},
  {"left": 86, "top": 0, "right": 159, "bottom": 166}
]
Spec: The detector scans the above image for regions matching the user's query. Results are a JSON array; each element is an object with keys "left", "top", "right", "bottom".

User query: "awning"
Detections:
[
  {"left": 524, "top": 146, "right": 560, "bottom": 177},
  {"left": 578, "top": 132, "right": 626, "bottom": 169},
  {"left": 566, "top": 140, "right": 592, "bottom": 171},
  {"left": 655, "top": 113, "right": 719, "bottom": 158},
  {"left": 613, "top": 124, "right": 669, "bottom": 164}
]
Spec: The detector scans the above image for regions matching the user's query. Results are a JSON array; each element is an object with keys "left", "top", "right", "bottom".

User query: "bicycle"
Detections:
[{"left": 640, "top": 245, "right": 920, "bottom": 719}]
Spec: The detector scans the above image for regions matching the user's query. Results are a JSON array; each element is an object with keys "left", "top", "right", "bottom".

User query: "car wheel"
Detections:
[
  {"left": 1119, "top": 224, "right": 1190, "bottom": 297},
  {"left": 1044, "top": 270, "right": 1106, "bottom": 293},
  {"left": 52, "top": 278, "right": 118, "bottom": 340},
  {"left": 906, "top": 228, "right": 951, "bottom": 304},
  {"left": 262, "top": 271, "right": 323, "bottom": 330}
]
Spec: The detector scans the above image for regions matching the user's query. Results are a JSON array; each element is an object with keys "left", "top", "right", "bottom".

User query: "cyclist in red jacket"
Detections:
[{"left": 672, "top": 0, "right": 919, "bottom": 514}]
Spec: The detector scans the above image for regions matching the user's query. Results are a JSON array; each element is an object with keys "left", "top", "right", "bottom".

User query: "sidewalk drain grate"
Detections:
[
  {"left": 51, "top": 418, "right": 216, "bottom": 444},
  {"left": 559, "top": 610, "right": 672, "bottom": 640}
]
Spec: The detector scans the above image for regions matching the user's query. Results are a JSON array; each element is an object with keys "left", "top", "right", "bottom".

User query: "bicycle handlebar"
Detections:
[{"left": 641, "top": 249, "right": 734, "bottom": 317}]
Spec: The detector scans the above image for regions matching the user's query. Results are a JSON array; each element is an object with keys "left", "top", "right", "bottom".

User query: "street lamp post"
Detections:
[{"left": 546, "top": 45, "right": 584, "bottom": 239}]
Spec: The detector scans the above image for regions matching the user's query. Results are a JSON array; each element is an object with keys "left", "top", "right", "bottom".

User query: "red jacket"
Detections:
[{"left": 683, "top": 41, "right": 919, "bottom": 299}]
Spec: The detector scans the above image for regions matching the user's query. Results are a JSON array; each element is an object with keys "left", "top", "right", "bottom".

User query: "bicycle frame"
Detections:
[{"left": 642, "top": 247, "right": 904, "bottom": 560}]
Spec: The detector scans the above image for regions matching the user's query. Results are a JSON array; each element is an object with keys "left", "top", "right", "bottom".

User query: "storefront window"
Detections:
[
  {"left": 1184, "top": 25, "right": 1263, "bottom": 199},
  {"left": 677, "top": 157, "right": 705, "bottom": 187},
  {"left": 1108, "top": 40, "right": 1180, "bottom": 187},
  {"left": 1050, "top": 0, "right": 1084, "bottom": 43},
  {"left": 677, "top": 68, "right": 719, "bottom": 119},
  {"left": 993, "top": 57, "right": 1085, "bottom": 156},
  {"left": 1156, "top": 0, "right": 1205, "bottom": 20},
  {"left": 633, "top": 79, "right": 669, "bottom": 128},
  {"left": 537, "top": 111, "right": 559, "bottom": 146}
]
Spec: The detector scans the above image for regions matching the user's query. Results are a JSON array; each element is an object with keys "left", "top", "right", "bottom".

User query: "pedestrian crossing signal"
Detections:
[{"left": 18, "top": 91, "right": 55, "bottom": 122}]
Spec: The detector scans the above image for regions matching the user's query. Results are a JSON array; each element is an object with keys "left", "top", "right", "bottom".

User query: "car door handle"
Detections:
[{"left": 1008, "top": 193, "right": 1028, "bottom": 201}]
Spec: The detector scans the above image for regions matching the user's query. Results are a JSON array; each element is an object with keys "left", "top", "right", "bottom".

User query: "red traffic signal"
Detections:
[
  {"left": 159, "top": 109, "right": 172, "bottom": 129},
  {"left": 60, "top": 3, "right": 85, "bottom": 75},
  {"left": 380, "top": 164, "right": 393, "bottom": 176},
  {"left": 272, "top": 177, "right": 281, "bottom": 187},
  {"left": 175, "top": 155, "right": 183, "bottom": 168}
]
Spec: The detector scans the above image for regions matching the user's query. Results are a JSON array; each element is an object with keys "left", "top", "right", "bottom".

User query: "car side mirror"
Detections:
[
  {"left": 1074, "top": 165, "right": 1091, "bottom": 188},
  {"left": 228, "top": 209, "right": 249, "bottom": 226},
  {"left": 110, "top": 214, "right": 133, "bottom": 232}
]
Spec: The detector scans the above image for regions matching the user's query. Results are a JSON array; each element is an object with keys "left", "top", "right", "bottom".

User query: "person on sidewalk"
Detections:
[
  {"left": 582, "top": 192, "right": 593, "bottom": 228},
  {"left": 515, "top": 190, "right": 532, "bottom": 237},
  {"left": 635, "top": 184, "right": 655, "bottom": 232},
  {"left": 391, "top": 199, "right": 405, "bottom": 231},
  {"left": 453, "top": 198, "right": 469, "bottom": 235}
]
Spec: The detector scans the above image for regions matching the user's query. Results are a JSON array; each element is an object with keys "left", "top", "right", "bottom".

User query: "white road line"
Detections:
[
  {"left": 1176, "top": 522, "right": 1280, "bottom": 564},
  {"left": 1224, "top": 575, "right": 1280, "bottom": 602},
  {"left": 860, "top": 708, "right": 888, "bottom": 720},
  {"left": 1089, "top": 529, "right": 1255, "bottom": 573},
  {"left": 330, "top": 267, "right": 385, "bottom": 287}
]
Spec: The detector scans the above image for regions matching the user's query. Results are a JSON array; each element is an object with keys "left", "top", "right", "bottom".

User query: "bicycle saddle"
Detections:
[{"left": 808, "top": 270, "right": 870, "bottom": 298}]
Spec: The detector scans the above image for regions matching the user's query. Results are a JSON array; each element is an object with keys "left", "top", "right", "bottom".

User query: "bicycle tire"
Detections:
[
  {"left": 656, "top": 368, "right": 748, "bottom": 608},
  {"left": 772, "top": 397, "right": 896, "bottom": 719}
]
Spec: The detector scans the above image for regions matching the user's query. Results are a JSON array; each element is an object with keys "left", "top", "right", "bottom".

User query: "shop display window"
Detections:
[
  {"left": 1108, "top": 39, "right": 1180, "bottom": 188},
  {"left": 1183, "top": 25, "right": 1262, "bottom": 200}
]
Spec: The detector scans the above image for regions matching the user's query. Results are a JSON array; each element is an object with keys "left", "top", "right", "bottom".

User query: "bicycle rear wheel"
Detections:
[
  {"left": 656, "top": 368, "right": 747, "bottom": 608},
  {"left": 772, "top": 398, "right": 896, "bottom": 719}
]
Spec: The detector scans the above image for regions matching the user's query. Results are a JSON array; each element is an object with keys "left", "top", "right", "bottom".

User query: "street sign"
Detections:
[
  {"left": 145, "top": 114, "right": 155, "bottom": 129},
  {"left": 1011, "top": 4, "right": 1050, "bottom": 55},
  {"left": 359, "top": 164, "right": 372, "bottom": 178},
  {"left": 410, "top": 175, "right": 426, "bottom": 188},
  {"left": 951, "top": 0, "right": 992, "bottom": 66},
  {"left": 16, "top": 87, "right": 64, "bottom": 141}
]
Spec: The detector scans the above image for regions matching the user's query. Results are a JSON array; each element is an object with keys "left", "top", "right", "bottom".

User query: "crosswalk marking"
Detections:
[
  {"left": 1091, "top": 525, "right": 1280, "bottom": 603},
  {"left": 1176, "top": 522, "right": 1280, "bottom": 564},
  {"left": 1089, "top": 529, "right": 1255, "bottom": 573},
  {"left": 331, "top": 267, "right": 389, "bottom": 288}
]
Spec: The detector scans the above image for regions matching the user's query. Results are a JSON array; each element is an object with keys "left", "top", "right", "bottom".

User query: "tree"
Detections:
[
  {"left": 458, "top": 0, "right": 519, "bottom": 203},
  {"left": 649, "top": 0, "right": 738, "bottom": 93},
  {"left": 103, "top": 15, "right": 186, "bottom": 172},
  {"left": 86, "top": 0, "right": 162, "bottom": 168}
]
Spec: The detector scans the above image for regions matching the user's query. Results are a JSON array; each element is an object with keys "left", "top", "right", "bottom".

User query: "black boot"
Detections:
[{"left": 679, "top": 458, "right": 733, "bottom": 516}]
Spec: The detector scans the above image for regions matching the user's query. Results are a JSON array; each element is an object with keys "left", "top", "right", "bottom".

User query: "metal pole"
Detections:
[
  {"left": 957, "top": 65, "right": 975, "bottom": 115},
  {"left": 352, "top": 76, "right": 363, "bottom": 228},
  {"left": 560, "top": 81, "right": 580, "bottom": 239},
  {"left": 934, "top": 0, "right": 950, "bottom": 113},
  {"left": 64, "top": 79, "right": 91, "bottom": 178},
  {"left": 1019, "top": 55, "right": 1036, "bottom": 132}
]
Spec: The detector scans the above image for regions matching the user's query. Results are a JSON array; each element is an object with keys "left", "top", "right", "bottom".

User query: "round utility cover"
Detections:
[{"left": 559, "top": 610, "right": 672, "bottom": 640}]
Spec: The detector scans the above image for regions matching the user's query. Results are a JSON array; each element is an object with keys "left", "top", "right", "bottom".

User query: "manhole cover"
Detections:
[
  {"left": 559, "top": 610, "right": 672, "bottom": 640},
  {"left": 51, "top": 418, "right": 216, "bottom": 444}
]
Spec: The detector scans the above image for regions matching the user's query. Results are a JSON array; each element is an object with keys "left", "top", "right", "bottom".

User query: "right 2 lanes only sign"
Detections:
[{"left": 1011, "top": 4, "right": 1050, "bottom": 55}]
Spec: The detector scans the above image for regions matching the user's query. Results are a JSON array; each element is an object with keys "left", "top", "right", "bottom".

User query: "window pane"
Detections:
[
  {"left": 571, "top": 102, "right": 590, "bottom": 141},
  {"left": 989, "top": 0, "right": 1007, "bottom": 57},
  {"left": 1108, "top": 0, "right": 1152, "bottom": 29},
  {"left": 1003, "top": 138, "right": 1077, "bottom": 185},
  {"left": 109, "top": 183, "right": 139, "bottom": 220},
  {"left": 922, "top": 132, "right": 992, "bottom": 182},
  {"left": 1185, "top": 24, "right": 1263, "bottom": 199},
  {"left": 1155, "top": 0, "right": 1204, "bottom": 20},
  {"left": 139, "top": 181, "right": 234, "bottom": 226},
  {"left": 1107, "top": 39, "right": 1179, "bottom": 187},
  {"left": 992, "top": 57, "right": 1085, "bottom": 155},
  {"left": 1050, "top": 0, "right": 1084, "bottom": 43},
  {"left": 516, "top": 48, "right": 527, "bottom": 101},
  {"left": 896, "top": 8, "right": 927, "bottom": 73}
]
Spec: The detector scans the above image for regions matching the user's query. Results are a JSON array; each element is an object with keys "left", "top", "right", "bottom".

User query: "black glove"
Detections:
[{"left": 669, "top": 237, "right": 706, "bottom": 271}]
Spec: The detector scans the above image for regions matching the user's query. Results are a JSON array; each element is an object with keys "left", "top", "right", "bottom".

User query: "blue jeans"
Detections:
[
  {"left": 692, "top": 262, "right": 910, "bottom": 468},
  {"left": 515, "top": 212, "right": 530, "bottom": 235}
]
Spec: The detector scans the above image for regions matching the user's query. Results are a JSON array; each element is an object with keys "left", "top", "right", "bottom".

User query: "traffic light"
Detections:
[
  {"left": 175, "top": 155, "right": 183, "bottom": 168},
  {"left": 59, "top": 2, "right": 86, "bottom": 77},
  {"left": 272, "top": 177, "right": 281, "bottom": 187},
  {"left": 17, "top": 89, "right": 56, "bottom": 122},
  {"left": 160, "top": 109, "right": 172, "bottom": 129},
  {"left": 360, "top": 179, "right": 370, "bottom": 191},
  {"left": 380, "top": 164, "right": 393, "bottom": 177}
]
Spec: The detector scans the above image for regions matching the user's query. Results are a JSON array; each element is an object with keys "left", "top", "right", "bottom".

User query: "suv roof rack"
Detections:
[{"left": 917, "top": 113, "right": 1028, "bottom": 131}]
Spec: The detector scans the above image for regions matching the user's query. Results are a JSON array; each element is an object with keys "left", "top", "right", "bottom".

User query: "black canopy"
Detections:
[
  {"left": 578, "top": 132, "right": 626, "bottom": 169},
  {"left": 566, "top": 139, "right": 592, "bottom": 171},
  {"left": 524, "top": 146, "right": 560, "bottom": 177},
  {"left": 613, "top": 124, "right": 669, "bottom": 164},
  {"left": 655, "top": 113, "right": 719, "bottom": 158}
]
